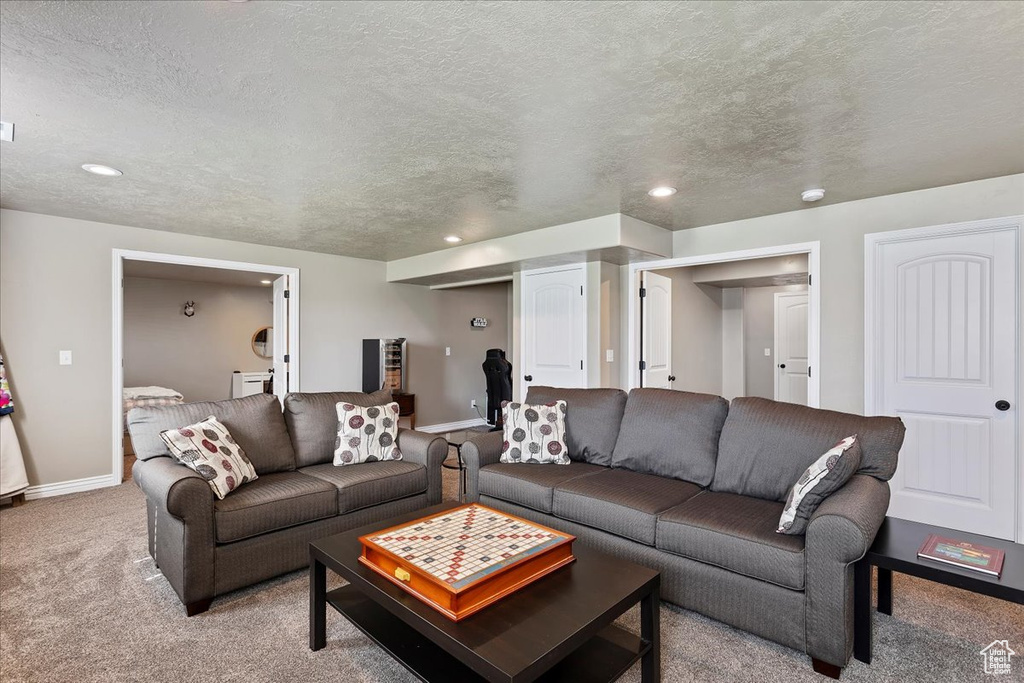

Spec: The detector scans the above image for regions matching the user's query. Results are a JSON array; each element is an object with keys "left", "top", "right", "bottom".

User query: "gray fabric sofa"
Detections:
[
  {"left": 128, "top": 391, "right": 448, "bottom": 615},
  {"left": 462, "top": 386, "right": 905, "bottom": 678}
]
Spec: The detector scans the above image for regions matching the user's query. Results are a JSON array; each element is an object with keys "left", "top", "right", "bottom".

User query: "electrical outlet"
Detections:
[
  {"left": 764, "top": 348, "right": 771, "bottom": 357},
  {"left": 445, "top": 346, "right": 451, "bottom": 356},
  {"left": 471, "top": 399, "right": 477, "bottom": 408}
]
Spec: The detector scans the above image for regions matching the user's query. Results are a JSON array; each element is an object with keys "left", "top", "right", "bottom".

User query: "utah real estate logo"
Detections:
[{"left": 980, "top": 640, "right": 1015, "bottom": 676}]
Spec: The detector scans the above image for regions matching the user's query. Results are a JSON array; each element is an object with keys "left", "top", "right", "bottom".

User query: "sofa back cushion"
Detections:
[
  {"left": 610, "top": 388, "right": 728, "bottom": 486},
  {"left": 524, "top": 386, "right": 627, "bottom": 466},
  {"left": 712, "top": 397, "right": 905, "bottom": 502},
  {"left": 126, "top": 393, "right": 295, "bottom": 474},
  {"left": 283, "top": 389, "right": 392, "bottom": 467}
]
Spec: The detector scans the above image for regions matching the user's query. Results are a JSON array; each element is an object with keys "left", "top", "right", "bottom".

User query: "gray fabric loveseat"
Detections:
[
  {"left": 462, "top": 386, "right": 904, "bottom": 678},
  {"left": 128, "top": 391, "right": 448, "bottom": 615}
]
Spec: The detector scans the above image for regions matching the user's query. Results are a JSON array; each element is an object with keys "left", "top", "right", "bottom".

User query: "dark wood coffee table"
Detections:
[
  {"left": 310, "top": 503, "right": 661, "bottom": 682},
  {"left": 854, "top": 517, "right": 1024, "bottom": 664}
]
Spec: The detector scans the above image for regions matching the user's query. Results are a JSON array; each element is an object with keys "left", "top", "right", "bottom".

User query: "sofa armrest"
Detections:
[
  {"left": 804, "top": 474, "right": 891, "bottom": 667},
  {"left": 461, "top": 430, "right": 503, "bottom": 502},
  {"left": 135, "top": 456, "right": 215, "bottom": 521},
  {"left": 397, "top": 428, "right": 449, "bottom": 505},
  {"left": 132, "top": 456, "right": 217, "bottom": 611}
]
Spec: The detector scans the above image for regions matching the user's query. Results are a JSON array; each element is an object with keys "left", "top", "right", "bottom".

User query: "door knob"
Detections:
[
  {"left": 779, "top": 364, "right": 786, "bottom": 369},
  {"left": 995, "top": 400, "right": 1011, "bottom": 411},
  {"left": 668, "top": 375, "right": 676, "bottom": 382},
  {"left": 524, "top": 375, "right": 533, "bottom": 382}
]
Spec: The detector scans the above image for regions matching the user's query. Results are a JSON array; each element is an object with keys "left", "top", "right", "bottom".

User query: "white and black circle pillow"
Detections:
[
  {"left": 500, "top": 400, "right": 570, "bottom": 465},
  {"left": 334, "top": 402, "right": 403, "bottom": 465}
]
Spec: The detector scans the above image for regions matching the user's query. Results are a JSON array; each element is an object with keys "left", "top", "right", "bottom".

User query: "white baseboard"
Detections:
[
  {"left": 416, "top": 418, "right": 489, "bottom": 434},
  {"left": 23, "top": 473, "right": 119, "bottom": 500}
]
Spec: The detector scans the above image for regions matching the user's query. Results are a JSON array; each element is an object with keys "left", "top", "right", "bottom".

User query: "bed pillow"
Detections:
[
  {"left": 160, "top": 416, "right": 258, "bottom": 499},
  {"left": 334, "top": 402, "right": 403, "bottom": 465},
  {"left": 777, "top": 435, "right": 861, "bottom": 535},
  {"left": 499, "top": 400, "right": 570, "bottom": 465}
]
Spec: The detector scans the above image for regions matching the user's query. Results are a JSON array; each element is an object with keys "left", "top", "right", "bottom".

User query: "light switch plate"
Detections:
[{"left": 59, "top": 350, "right": 72, "bottom": 365}]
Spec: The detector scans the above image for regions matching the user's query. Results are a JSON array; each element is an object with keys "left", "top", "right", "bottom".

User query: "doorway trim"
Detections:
[
  {"left": 864, "top": 215, "right": 1022, "bottom": 543},
  {"left": 112, "top": 249, "right": 301, "bottom": 484},
  {"left": 626, "top": 241, "right": 821, "bottom": 407}
]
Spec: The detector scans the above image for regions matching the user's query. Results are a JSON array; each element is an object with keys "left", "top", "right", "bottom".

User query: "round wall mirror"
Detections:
[{"left": 252, "top": 326, "right": 273, "bottom": 359}]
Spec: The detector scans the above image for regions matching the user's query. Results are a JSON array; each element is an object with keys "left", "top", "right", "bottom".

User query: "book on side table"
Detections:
[{"left": 917, "top": 533, "right": 1005, "bottom": 577}]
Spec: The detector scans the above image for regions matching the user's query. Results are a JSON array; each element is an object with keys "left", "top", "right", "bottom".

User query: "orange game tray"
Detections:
[{"left": 358, "top": 503, "right": 575, "bottom": 621}]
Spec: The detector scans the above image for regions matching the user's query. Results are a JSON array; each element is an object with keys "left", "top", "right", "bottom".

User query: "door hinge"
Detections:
[
  {"left": 580, "top": 360, "right": 583, "bottom": 370},
  {"left": 284, "top": 289, "right": 290, "bottom": 298},
  {"left": 284, "top": 354, "right": 290, "bottom": 363},
  {"left": 807, "top": 274, "right": 812, "bottom": 286},
  {"left": 639, "top": 287, "right": 646, "bottom": 298},
  {"left": 807, "top": 366, "right": 812, "bottom": 378},
  {"left": 639, "top": 360, "right": 647, "bottom": 371},
  {"left": 580, "top": 285, "right": 583, "bottom": 296}
]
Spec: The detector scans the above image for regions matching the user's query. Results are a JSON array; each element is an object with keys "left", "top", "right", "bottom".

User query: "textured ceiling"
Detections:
[{"left": 1, "top": 1, "right": 1022, "bottom": 261}]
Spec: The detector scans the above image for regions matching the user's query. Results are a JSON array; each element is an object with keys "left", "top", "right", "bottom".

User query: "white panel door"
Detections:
[
  {"left": 641, "top": 271, "right": 673, "bottom": 388},
  {"left": 522, "top": 267, "right": 586, "bottom": 396},
  {"left": 272, "top": 275, "right": 289, "bottom": 404},
  {"left": 774, "top": 292, "right": 808, "bottom": 405},
  {"left": 877, "top": 228, "right": 1017, "bottom": 540}
]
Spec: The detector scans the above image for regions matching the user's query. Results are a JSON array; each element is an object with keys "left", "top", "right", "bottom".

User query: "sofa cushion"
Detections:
[
  {"left": 159, "top": 415, "right": 258, "bottom": 499},
  {"left": 525, "top": 387, "right": 627, "bottom": 466},
  {"left": 777, "top": 436, "right": 862, "bottom": 535},
  {"left": 478, "top": 462, "right": 605, "bottom": 513},
  {"left": 283, "top": 389, "right": 392, "bottom": 467},
  {"left": 334, "top": 402, "right": 403, "bottom": 465},
  {"left": 552, "top": 469, "right": 702, "bottom": 545},
  {"left": 712, "top": 397, "right": 906, "bottom": 502},
  {"left": 610, "top": 388, "right": 728, "bottom": 486},
  {"left": 657, "top": 491, "right": 806, "bottom": 590},
  {"left": 300, "top": 461, "right": 427, "bottom": 513},
  {"left": 128, "top": 393, "right": 296, "bottom": 474},
  {"left": 213, "top": 472, "right": 337, "bottom": 543},
  {"left": 500, "top": 400, "right": 569, "bottom": 464}
]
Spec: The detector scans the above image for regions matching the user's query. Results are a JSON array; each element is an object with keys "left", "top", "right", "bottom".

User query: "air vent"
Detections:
[{"left": 0, "top": 121, "right": 13, "bottom": 143}]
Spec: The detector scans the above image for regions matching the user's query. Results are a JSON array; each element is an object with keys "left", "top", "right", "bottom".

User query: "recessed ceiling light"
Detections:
[
  {"left": 801, "top": 188, "right": 825, "bottom": 202},
  {"left": 444, "top": 235, "right": 463, "bottom": 243},
  {"left": 81, "top": 163, "right": 122, "bottom": 177},
  {"left": 260, "top": 279, "right": 272, "bottom": 285},
  {"left": 647, "top": 186, "right": 677, "bottom": 198}
]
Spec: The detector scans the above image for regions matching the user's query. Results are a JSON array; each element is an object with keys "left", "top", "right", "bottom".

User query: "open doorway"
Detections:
[
  {"left": 628, "top": 243, "right": 820, "bottom": 406},
  {"left": 112, "top": 250, "right": 300, "bottom": 483}
]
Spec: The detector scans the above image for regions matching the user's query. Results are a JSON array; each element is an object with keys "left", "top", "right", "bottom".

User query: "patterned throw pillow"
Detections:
[
  {"left": 500, "top": 400, "right": 570, "bottom": 465},
  {"left": 334, "top": 402, "right": 403, "bottom": 465},
  {"left": 777, "top": 435, "right": 861, "bottom": 535},
  {"left": 160, "top": 416, "right": 258, "bottom": 499}
]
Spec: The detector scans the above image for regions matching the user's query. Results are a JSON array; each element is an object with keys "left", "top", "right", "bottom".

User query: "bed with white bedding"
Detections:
[{"left": 123, "top": 386, "right": 184, "bottom": 428}]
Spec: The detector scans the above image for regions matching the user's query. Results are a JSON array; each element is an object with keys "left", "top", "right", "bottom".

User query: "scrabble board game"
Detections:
[{"left": 358, "top": 504, "right": 575, "bottom": 620}]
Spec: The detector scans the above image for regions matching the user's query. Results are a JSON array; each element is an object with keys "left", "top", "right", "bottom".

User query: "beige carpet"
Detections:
[{"left": 1, "top": 457, "right": 1021, "bottom": 682}]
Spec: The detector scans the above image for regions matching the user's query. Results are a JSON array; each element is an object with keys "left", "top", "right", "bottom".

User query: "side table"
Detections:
[{"left": 854, "top": 517, "right": 1024, "bottom": 665}]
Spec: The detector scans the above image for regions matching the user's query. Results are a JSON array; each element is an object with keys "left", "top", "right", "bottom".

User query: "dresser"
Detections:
[{"left": 232, "top": 371, "right": 273, "bottom": 398}]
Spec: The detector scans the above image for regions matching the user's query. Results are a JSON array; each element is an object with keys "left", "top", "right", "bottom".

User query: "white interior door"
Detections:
[
  {"left": 272, "top": 275, "right": 289, "bottom": 403},
  {"left": 874, "top": 226, "right": 1018, "bottom": 540},
  {"left": 641, "top": 271, "right": 673, "bottom": 388},
  {"left": 521, "top": 266, "right": 586, "bottom": 397},
  {"left": 774, "top": 292, "right": 808, "bottom": 405}
]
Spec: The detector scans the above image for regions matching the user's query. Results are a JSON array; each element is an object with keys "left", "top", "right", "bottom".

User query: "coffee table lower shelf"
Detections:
[{"left": 327, "top": 585, "right": 650, "bottom": 683}]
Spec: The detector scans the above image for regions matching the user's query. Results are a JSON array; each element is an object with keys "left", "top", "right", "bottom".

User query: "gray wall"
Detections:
[
  {"left": 123, "top": 277, "right": 273, "bottom": 402},
  {"left": 663, "top": 267, "right": 723, "bottom": 396},
  {"left": 743, "top": 285, "right": 808, "bottom": 400},
  {"left": 0, "top": 209, "right": 509, "bottom": 486}
]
